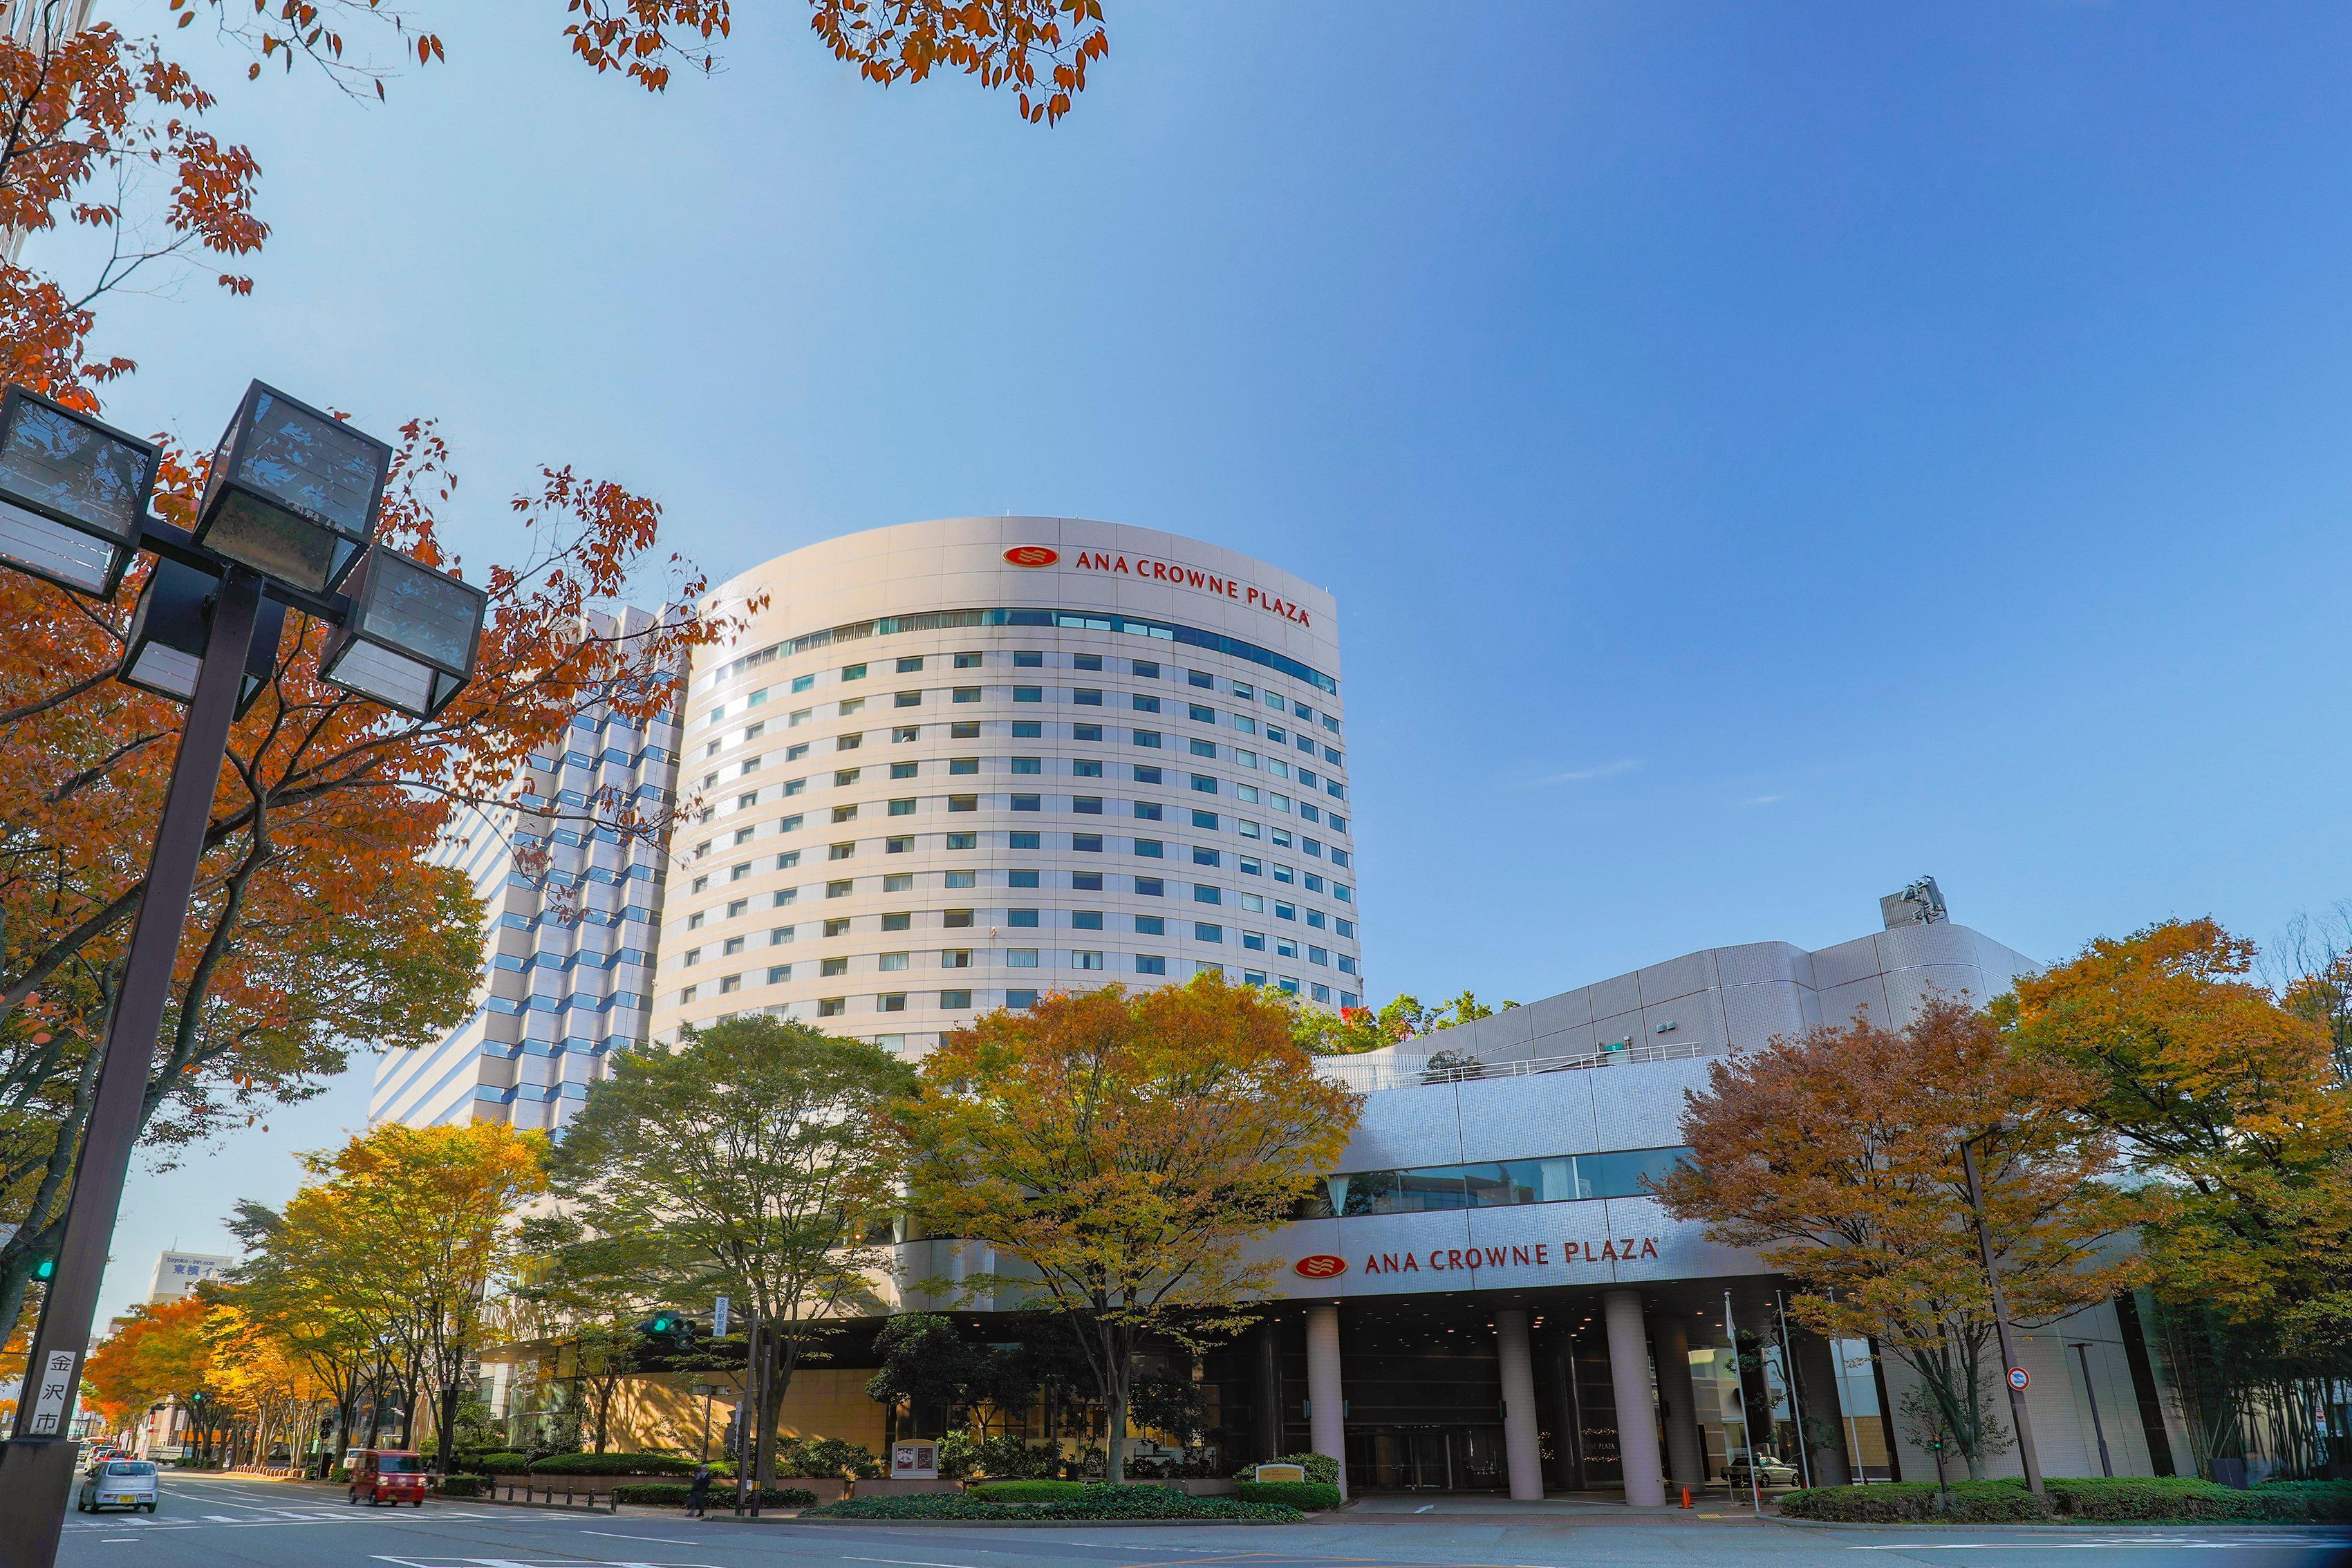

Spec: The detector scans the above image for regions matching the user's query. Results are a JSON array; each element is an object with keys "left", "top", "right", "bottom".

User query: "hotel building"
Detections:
[{"left": 648, "top": 517, "right": 1361, "bottom": 1054}]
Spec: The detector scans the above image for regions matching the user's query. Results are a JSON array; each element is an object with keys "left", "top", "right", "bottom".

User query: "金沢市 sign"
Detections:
[{"left": 1003, "top": 544, "right": 1314, "bottom": 627}]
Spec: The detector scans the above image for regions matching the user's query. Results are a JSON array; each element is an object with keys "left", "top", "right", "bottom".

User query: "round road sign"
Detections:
[{"left": 2007, "top": 1366, "right": 2030, "bottom": 1391}]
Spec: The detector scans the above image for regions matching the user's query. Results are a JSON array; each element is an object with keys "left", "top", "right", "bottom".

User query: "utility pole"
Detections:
[{"left": 1960, "top": 1133, "right": 2043, "bottom": 1495}]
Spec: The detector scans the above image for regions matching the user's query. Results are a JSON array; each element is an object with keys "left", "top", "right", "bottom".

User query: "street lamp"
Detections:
[{"left": 0, "top": 379, "right": 487, "bottom": 1568}]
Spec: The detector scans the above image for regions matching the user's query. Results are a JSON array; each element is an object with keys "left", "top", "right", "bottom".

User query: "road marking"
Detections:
[
  {"left": 1849, "top": 1541, "right": 2352, "bottom": 1552},
  {"left": 579, "top": 1530, "right": 698, "bottom": 1545},
  {"left": 844, "top": 1556, "right": 988, "bottom": 1568},
  {"left": 1414, "top": 1504, "right": 1434, "bottom": 1513}
]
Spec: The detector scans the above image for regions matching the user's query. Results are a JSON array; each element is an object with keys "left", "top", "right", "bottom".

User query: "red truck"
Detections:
[{"left": 347, "top": 1448, "right": 429, "bottom": 1507}]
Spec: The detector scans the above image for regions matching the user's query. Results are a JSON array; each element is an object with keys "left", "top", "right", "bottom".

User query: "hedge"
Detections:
[
  {"left": 436, "top": 1475, "right": 489, "bottom": 1498},
  {"left": 612, "top": 1482, "right": 817, "bottom": 1509},
  {"left": 970, "top": 1480, "right": 1090, "bottom": 1502},
  {"left": 526, "top": 1451, "right": 695, "bottom": 1477},
  {"left": 1779, "top": 1476, "right": 2352, "bottom": 1524},
  {"left": 473, "top": 1453, "right": 532, "bottom": 1475},
  {"left": 1235, "top": 1481, "right": 1343, "bottom": 1511},
  {"left": 805, "top": 1484, "right": 1299, "bottom": 1523}
]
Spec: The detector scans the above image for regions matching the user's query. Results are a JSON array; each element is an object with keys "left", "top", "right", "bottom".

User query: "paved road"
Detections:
[{"left": 48, "top": 1470, "right": 2352, "bottom": 1568}]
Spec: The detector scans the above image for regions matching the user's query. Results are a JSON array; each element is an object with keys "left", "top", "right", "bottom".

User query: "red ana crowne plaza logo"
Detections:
[
  {"left": 1293, "top": 1254, "right": 1348, "bottom": 1279},
  {"left": 1003, "top": 545, "right": 1059, "bottom": 567}
]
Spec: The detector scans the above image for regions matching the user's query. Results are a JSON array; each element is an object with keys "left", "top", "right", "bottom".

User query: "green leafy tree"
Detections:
[{"left": 542, "top": 1017, "right": 915, "bottom": 1488}]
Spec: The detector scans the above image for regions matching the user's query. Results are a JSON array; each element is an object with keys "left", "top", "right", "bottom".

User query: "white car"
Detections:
[{"left": 77, "top": 1459, "right": 160, "bottom": 1513}]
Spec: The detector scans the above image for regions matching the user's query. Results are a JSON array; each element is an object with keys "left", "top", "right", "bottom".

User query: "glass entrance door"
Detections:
[{"left": 1347, "top": 1426, "right": 1508, "bottom": 1490}]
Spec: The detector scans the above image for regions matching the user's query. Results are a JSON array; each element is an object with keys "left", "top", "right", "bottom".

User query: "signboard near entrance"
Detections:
[
  {"left": 891, "top": 1440, "right": 939, "bottom": 1480},
  {"left": 1253, "top": 1462, "right": 1307, "bottom": 1483}
]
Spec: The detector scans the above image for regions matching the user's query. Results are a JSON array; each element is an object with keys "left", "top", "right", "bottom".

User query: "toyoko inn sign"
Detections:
[{"left": 1004, "top": 545, "right": 1314, "bottom": 627}]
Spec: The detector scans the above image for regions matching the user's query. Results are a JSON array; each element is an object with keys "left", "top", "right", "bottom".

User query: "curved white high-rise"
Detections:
[{"left": 648, "top": 517, "right": 1363, "bottom": 1054}]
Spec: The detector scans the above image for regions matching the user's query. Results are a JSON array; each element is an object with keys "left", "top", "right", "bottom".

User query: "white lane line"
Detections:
[
  {"left": 1847, "top": 1542, "right": 2352, "bottom": 1552},
  {"left": 845, "top": 1556, "right": 988, "bottom": 1568},
  {"left": 579, "top": 1530, "right": 698, "bottom": 1544}
]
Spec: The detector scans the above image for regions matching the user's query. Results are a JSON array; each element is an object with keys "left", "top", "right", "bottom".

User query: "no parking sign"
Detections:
[{"left": 2007, "top": 1366, "right": 2030, "bottom": 1391}]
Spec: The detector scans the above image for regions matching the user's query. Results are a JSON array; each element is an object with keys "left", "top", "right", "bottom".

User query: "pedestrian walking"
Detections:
[{"left": 686, "top": 1463, "right": 713, "bottom": 1519}]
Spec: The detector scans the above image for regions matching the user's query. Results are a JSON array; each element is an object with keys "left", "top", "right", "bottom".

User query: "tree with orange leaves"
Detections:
[
  {"left": 899, "top": 973, "right": 1361, "bottom": 1484},
  {"left": 1657, "top": 997, "right": 2147, "bottom": 1480}
]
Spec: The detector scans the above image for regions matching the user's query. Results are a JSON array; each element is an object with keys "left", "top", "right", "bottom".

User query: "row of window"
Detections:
[
  {"left": 684, "top": 827, "right": 1354, "bottom": 891},
  {"left": 700, "top": 606, "right": 1339, "bottom": 696},
  {"left": 683, "top": 924, "right": 1358, "bottom": 971},
  {"left": 680, "top": 975, "right": 1363, "bottom": 1018},
  {"left": 711, "top": 680, "right": 1340, "bottom": 744},
  {"left": 709, "top": 792, "right": 1349, "bottom": 843},
  {"left": 1292, "top": 1147, "right": 1693, "bottom": 1218},
  {"left": 707, "top": 718, "right": 1345, "bottom": 773},
  {"left": 707, "top": 743, "right": 1343, "bottom": 795},
  {"left": 685, "top": 933, "right": 1355, "bottom": 988}
]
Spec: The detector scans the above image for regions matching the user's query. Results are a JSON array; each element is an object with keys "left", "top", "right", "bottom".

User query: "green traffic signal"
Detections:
[{"left": 32, "top": 1256, "right": 54, "bottom": 1282}]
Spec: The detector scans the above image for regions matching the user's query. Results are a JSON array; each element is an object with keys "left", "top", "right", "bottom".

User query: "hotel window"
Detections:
[
  {"left": 838, "top": 733, "right": 862, "bottom": 749},
  {"left": 1273, "top": 864, "right": 1294, "bottom": 885},
  {"left": 940, "top": 989, "right": 972, "bottom": 1008},
  {"left": 1073, "top": 871, "right": 1104, "bottom": 891},
  {"left": 1309, "top": 945, "right": 1329, "bottom": 966},
  {"left": 787, "top": 743, "right": 810, "bottom": 761},
  {"left": 1332, "top": 848, "right": 1351, "bottom": 868},
  {"left": 1074, "top": 833, "right": 1103, "bottom": 851},
  {"left": 682, "top": 949, "right": 702, "bottom": 967},
  {"left": 1194, "top": 848, "right": 1221, "bottom": 868},
  {"left": 1307, "top": 911, "right": 1327, "bottom": 930},
  {"left": 947, "top": 832, "right": 977, "bottom": 849},
  {"left": 823, "top": 920, "right": 851, "bottom": 940},
  {"left": 1014, "top": 686, "right": 1042, "bottom": 703},
  {"left": 945, "top": 869, "right": 976, "bottom": 888},
  {"left": 1073, "top": 911, "right": 1104, "bottom": 931},
  {"left": 942, "top": 949, "right": 973, "bottom": 968},
  {"left": 1192, "top": 810, "right": 1220, "bottom": 829},
  {"left": 1279, "top": 976, "right": 1300, "bottom": 994},
  {"left": 1233, "top": 717, "right": 1258, "bottom": 736},
  {"left": 1242, "top": 930, "right": 1267, "bottom": 951},
  {"left": 1133, "top": 764, "right": 1161, "bottom": 783},
  {"left": 896, "top": 656, "right": 924, "bottom": 673},
  {"left": 774, "top": 888, "right": 798, "bottom": 907},
  {"left": 1136, "top": 955, "right": 1166, "bottom": 976},
  {"left": 722, "top": 936, "right": 746, "bottom": 956},
  {"left": 1243, "top": 969, "right": 1267, "bottom": 986},
  {"left": 1194, "top": 922, "right": 1224, "bottom": 942},
  {"left": 1007, "top": 830, "right": 1036, "bottom": 849},
  {"left": 768, "top": 964, "right": 792, "bottom": 983},
  {"left": 1236, "top": 784, "right": 1260, "bottom": 804},
  {"left": 1008, "top": 908, "right": 1040, "bottom": 928},
  {"left": 1341, "top": 990, "right": 1360, "bottom": 1008},
  {"left": 951, "top": 720, "right": 980, "bottom": 739},
  {"left": 1011, "top": 793, "right": 1042, "bottom": 811},
  {"left": 841, "top": 663, "right": 867, "bottom": 681},
  {"left": 719, "top": 974, "right": 741, "bottom": 994},
  {"left": 1194, "top": 885, "right": 1222, "bottom": 905},
  {"left": 951, "top": 758, "right": 978, "bottom": 775},
  {"left": 1014, "top": 651, "right": 1043, "bottom": 668},
  {"left": 1232, "top": 682, "right": 1254, "bottom": 699},
  {"left": 1134, "top": 730, "right": 1161, "bottom": 748},
  {"left": 832, "top": 804, "right": 857, "bottom": 821},
  {"left": 1074, "top": 722, "right": 1103, "bottom": 742},
  {"left": 1336, "top": 884, "right": 1353, "bottom": 902},
  {"left": 820, "top": 957, "right": 849, "bottom": 978},
  {"left": 790, "top": 709, "right": 811, "bottom": 727},
  {"left": 944, "top": 909, "right": 976, "bottom": 928},
  {"left": 879, "top": 991, "right": 908, "bottom": 1013},
  {"left": 953, "top": 687, "right": 981, "bottom": 703},
  {"left": 734, "top": 827, "right": 754, "bottom": 846},
  {"left": 818, "top": 998, "right": 845, "bottom": 1017},
  {"left": 731, "top": 863, "right": 751, "bottom": 882},
  {"left": 680, "top": 984, "right": 698, "bottom": 1002},
  {"left": 736, "top": 791, "right": 758, "bottom": 810},
  {"left": 1135, "top": 877, "right": 1165, "bottom": 897},
  {"left": 1072, "top": 758, "right": 1103, "bottom": 777},
  {"left": 828, "top": 843, "right": 855, "bottom": 861},
  {"left": 1189, "top": 738, "right": 1216, "bottom": 758},
  {"left": 827, "top": 880, "right": 854, "bottom": 899},
  {"left": 1240, "top": 857, "right": 1262, "bottom": 876},
  {"left": 1074, "top": 653, "right": 1102, "bottom": 671},
  {"left": 1132, "top": 660, "right": 1160, "bottom": 678},
  {"left": 687, "top": 911, "right": 705, "bottom": 931},
  {"left": 1334, "top": 917, "right": 1355, "bottom": 938},
  {"left": 1191, "top": 775, "right": 1217, "bottom": 794},
  {"left": 784, "top": 778, "right": 807, "bottom": 797},
  {"left": 1276, "top": 902, "right": 1296, "bottom": 922},
  {"left": 893, "top": 726, "right": 919, "bottom": 742},
  {"left": 1135, "top": 802, "right": 1163, "bottom": 821},
  {"left": 1136, "top": 914, "right": 1166, "bottom": 935},
  {"left": 1135, "top": 839, "right": 1164, "bottom": 858},
  {"left": 1007, "top": 988, "right": 1038, "bottom": 1008},
  {"left": 1277, "top": 935, "right": 1298, "bottom": 958},
  {"left": 1188, "top": 670, "right": 1213, "bottom": 689},
  {"left": 879, "top": 952, "right": 910, "bottom": 971},
  {"left": 894, "top": 691, "right": 920, "bottom": 709},
  {"left": 1189, "top": 704, "right": 1215, "bottom": 724},
  {"left": 1007, "top": 949, "right": 1039, "bottom": 968},
  {"left": 1311, "top": 982, "right": 1332, "bottom": 1003},
  {"left": 1009, "top": 869, "right": 1040, "bottom": 888},
  {"left": 949, "top": 794, "right": 978, "bottom": 812},
  {"left": 1240, "top": 892, "right": 1264, "bottom": 913},
  {"left": 1132, "top": 694, "right": 1161, "bottom": 713},
  {"left": 792, "top": 674, "right": 815, "bottom": 693},
  {"left": 1264, "top": 691, "right": 1285, "bottom": 712},
  {"left": 890, "top": 761, "right": 918, "bottom": 780},
  {"left": 1074, "top": 796, "right": 1103, "bottom": 814},
  {"left": 1074, "top": 688, "right": 1103, "bottom": 706},
  {"left": 1073, "top": 951, "right": 1105, "bottom": 971},
  {"left": 1239, "top": 819, "right": 1262, "bottom": 839},
  {"left": 1013, "top": 720, "right": 1042, "bottom": 738},
  {"left": 839, "top": 698, "right": 865, "bottom": 716},
  {"left": 881, "top": 913, "right": 912, "bottom": 932},
  {"left": 954, "top": 651, "right": 982, "bottom": 669},
  {"left": 1013, "top": 756, "right": 1043, "bottom": 774},
  {"left": 886, "top": 835, "right": 913, "bottom": 854},
  {"left": 1305, "top": 872, "right": 1325, "bottom": 893},
  {"left": 1339, "top": 955, "right": 1359, "bottom": 976}
]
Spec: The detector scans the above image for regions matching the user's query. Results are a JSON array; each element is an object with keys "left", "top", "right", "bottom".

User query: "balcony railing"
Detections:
[{"left": 1315, "top": 1036, "right": 1732, "bottom": 1093}]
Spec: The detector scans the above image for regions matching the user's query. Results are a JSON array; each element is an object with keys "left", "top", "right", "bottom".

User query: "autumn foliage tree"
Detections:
[
  {"left": 1998, "top": 917, "right": 2352, "bottom": 1477},
  {"left": 899, "top": 973, "right": 1361, "bottom": 1484},
  {"left": 1656, "top": 997, "right": 2146, "bottom": 1480}
]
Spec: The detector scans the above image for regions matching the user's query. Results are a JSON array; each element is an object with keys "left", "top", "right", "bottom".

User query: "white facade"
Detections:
[
  {"left": 651, "top": 517, "right": 1361, "bottom": 1054},
  {"left": 146, "top": 1251, "right": 232, "bottom": 1305},
  {"left": 371, "top": 606, "right": 679, "bottom": 1130}
]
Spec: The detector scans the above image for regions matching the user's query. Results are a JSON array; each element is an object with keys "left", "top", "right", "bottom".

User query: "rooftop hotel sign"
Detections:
[{"left": 1004, "top": 544, "right": 1314, "bottom": 628}]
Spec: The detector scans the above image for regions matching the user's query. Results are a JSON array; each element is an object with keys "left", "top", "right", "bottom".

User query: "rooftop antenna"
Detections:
[{"left": 1880, "top": 876, "right": 1948, "bottom": 930}]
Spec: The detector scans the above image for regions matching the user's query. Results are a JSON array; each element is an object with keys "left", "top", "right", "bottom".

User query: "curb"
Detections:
[
  {"left": 711, "top": 1514, "right": 1298, "bottom": 1528},
  {"left": 1772, "top": 1515, "right": 2352, "bottom": 1533}
]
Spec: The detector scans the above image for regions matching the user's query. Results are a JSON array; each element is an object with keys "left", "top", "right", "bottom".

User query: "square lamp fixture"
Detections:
[
  {"left": 0, "top": 386, "right": 160, "bottom": 598},
  {"left": 319, "top": 545, "right": 487, "bottom": 719},
  {"left": 120, "top": 559, "right": 288, "bottom": 716},
  {"left": 193, "top": 381, "right": 393, "bottom": 595}
]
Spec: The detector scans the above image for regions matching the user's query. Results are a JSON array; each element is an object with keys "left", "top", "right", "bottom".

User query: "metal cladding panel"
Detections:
[
  {"left": 1521, "top": 987, "right": 1594, "bottom": 1037},
  {"left": 1453, "top": 1071, "right": 1600, "bottom": 1163},
  {"left": 1637, "top": 949, "right": 1714, "bottom": 1006},
  {"left": 1587, "top": 970, "right": 1643, "bottom": 1022},
  {"left": 1882, "top": 963, "right": 2001, "bottom": 1023},
  {"left": 1872, "top": 920, "right": 1994, "bottom": 974},
  {"left": 1712, "top": 941, "right": 1815, "bottom": 989},
  {"left": 1466, "top": 1205, "right": 1628, "bottom": 1288},
  {"left": 1334, "top": 1081, "right": 1466, "bottom": 1171},
  {"left": 1639, "top": 998, "right": 1723, "bottom": 1054},
  {"left": 1818, "top": 976, "right": 1895, "bottom": 1029},
  {"left": 1809, "top": 933, "right": 1885, "bottom": 991},
  {"left": 1592, "top": 1057, "right": 1713, "bottom": 1150},
  {"left": 1721, "top": 982, "right": 1811, "bottom": 1051},
  {"left": 1525, "top": 1019, "right": 1600, "bottom": 1061},
  {"left": 1603, "top": 1196, "right": 1749, "bottom": 1283},
  {"left": 1327, "top": 1209, "right": 1479, "bottom": 1296}
]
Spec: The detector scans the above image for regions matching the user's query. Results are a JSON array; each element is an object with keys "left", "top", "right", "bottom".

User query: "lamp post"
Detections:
[
  {"left": 0, "top": 381, "right": 488, "bottom": 1568},
  {"left": 1959, "top": 1131, "right": 2044, "bottom": 1495}
]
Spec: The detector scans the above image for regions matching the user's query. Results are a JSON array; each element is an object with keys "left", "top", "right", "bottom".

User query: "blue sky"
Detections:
[{"left": 83, "top": 2, "right": 2352, "bottom": 1323}]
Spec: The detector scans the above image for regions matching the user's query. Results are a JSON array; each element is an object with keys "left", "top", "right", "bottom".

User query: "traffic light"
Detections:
[
  {"left": 32, "top": 1255, "right": 53, "bottom": 1282},
  {"left": 635, "top": 1313, "right": 695, "bottom": 1352}
]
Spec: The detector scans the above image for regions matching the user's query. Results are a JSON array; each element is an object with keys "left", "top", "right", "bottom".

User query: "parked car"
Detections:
[
  {"left": 1722, "top": 1452, "right": 1801, "bottom": 1488},
  {"left": 347, "top": 1448, "right": 429, "bottom": 1507},
  {"left": 77, "top": 1459, "right": 160, "bottom": 1514}
]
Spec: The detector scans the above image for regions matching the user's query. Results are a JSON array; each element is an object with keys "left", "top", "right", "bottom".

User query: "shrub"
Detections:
[
  {"left": 1240, "top": 1452, "right": 1341, "bottom": 1487},
  {"left": 778, "top": 1437, "right": 884, "bottom": 1480},
  {"left": 2254, "top": 1480, "right": 2352, "bottom": 1522},
  {"left": 528, "top": 1451, "right": 694, "bottom": 1477},
  {"left": 436, "top": 1475, "right": 489, "bottom": 1498},
  {"left": 971, "top": 1479, "right": 1090, "bottom": 1502},
  {"left": 1777, "top": 1480, "right": 2052, "bottom": 1523},
  {"left": 949, "top": 1434, "right": 1061, "bottom": 1480},
  {"left": 611, "top": 1482, "right": 816, "bottom": 1508},
  {"left": 1235, "top": 1480, "right": 1343, "bottom": 1511},
  {"left": 474, "top": 1453, "right": 531, "bottom": 1475},
  {"left": 805, "top": 1482, "right": 1298, "bottom": 1523}
]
